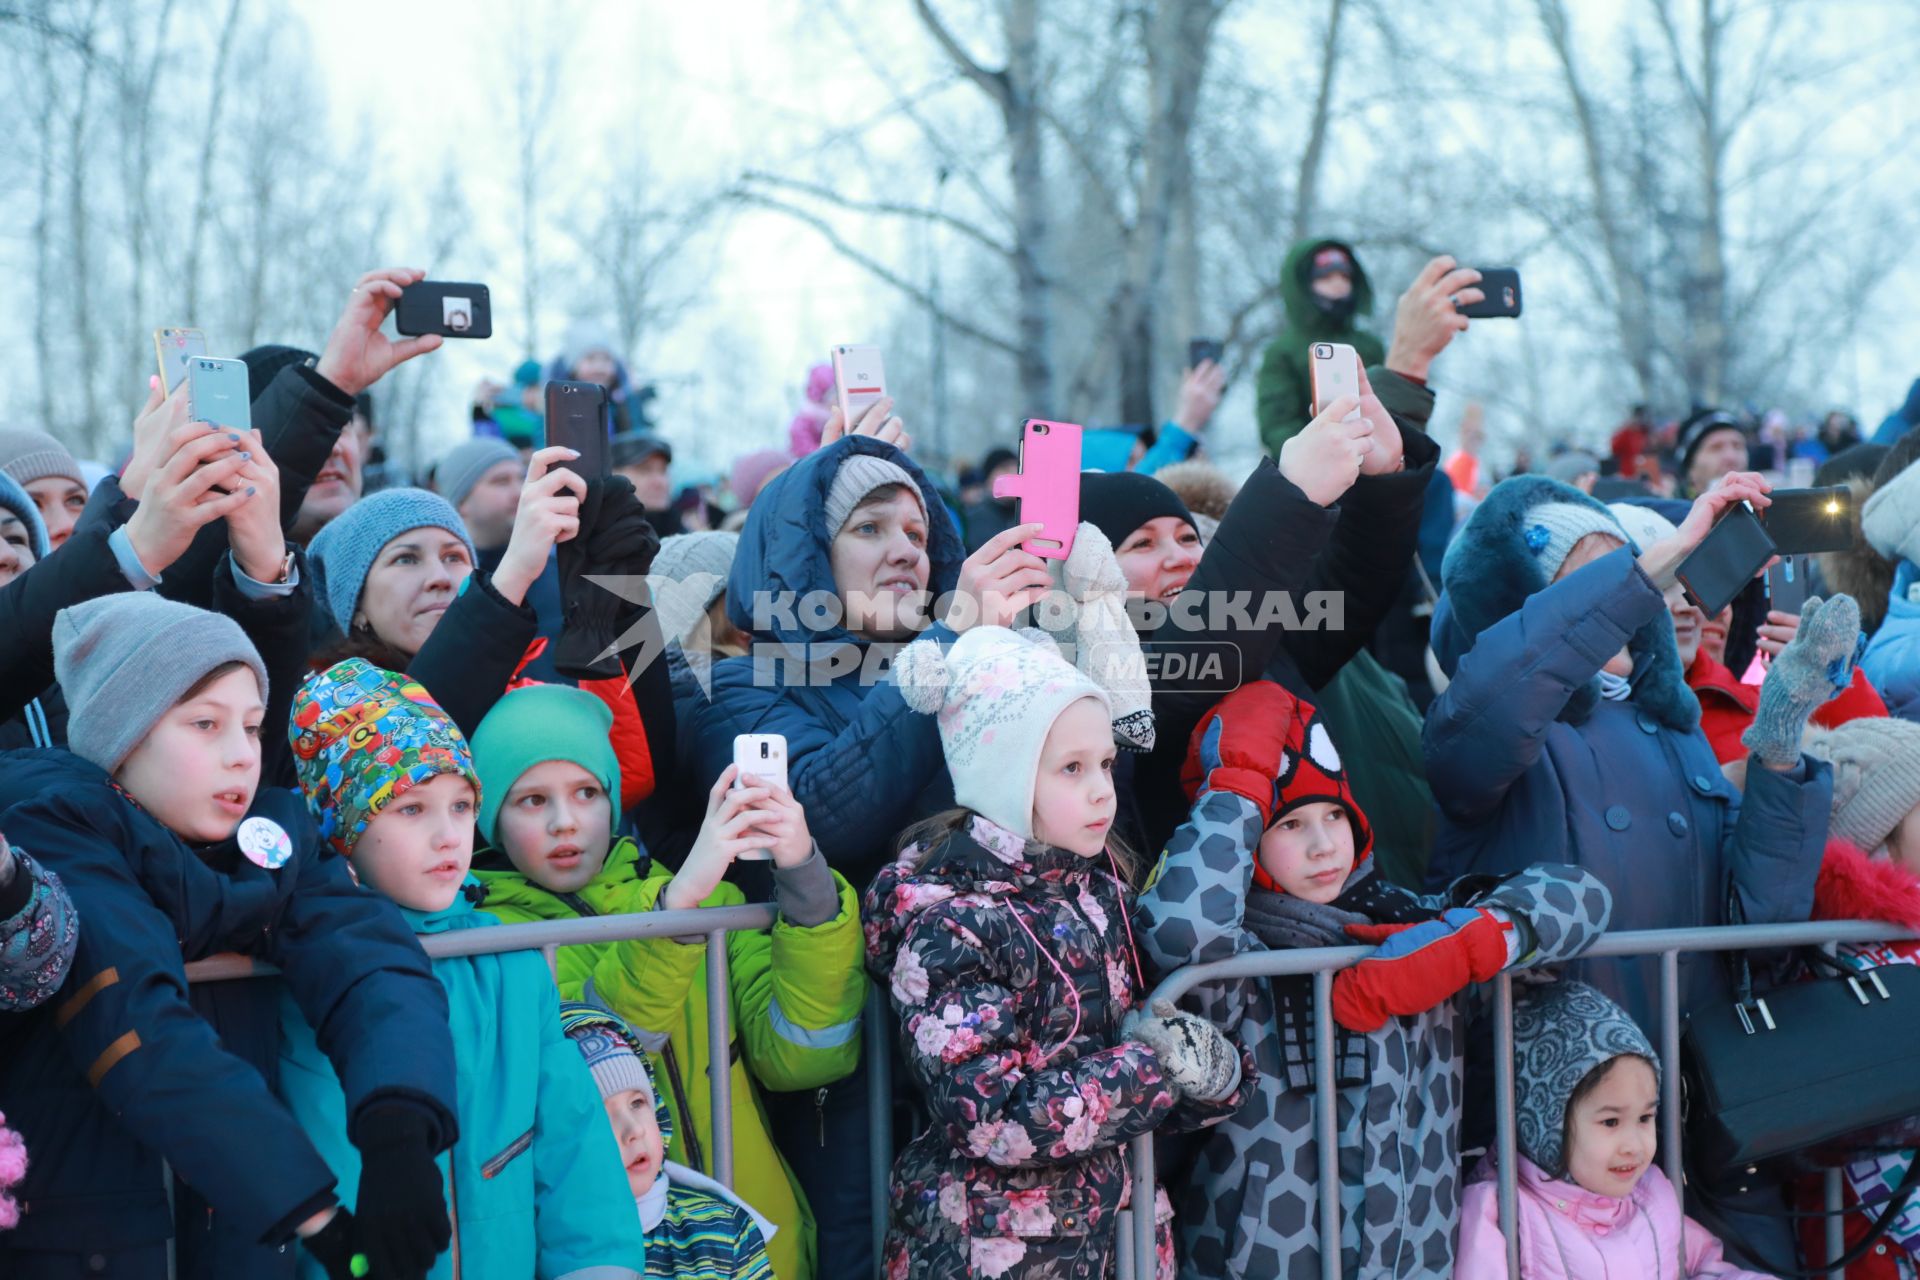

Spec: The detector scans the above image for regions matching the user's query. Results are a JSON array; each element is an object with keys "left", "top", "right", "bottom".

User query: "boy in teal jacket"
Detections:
[{"left": 282, "top": 659, "right": 646, "bottom": 1280}]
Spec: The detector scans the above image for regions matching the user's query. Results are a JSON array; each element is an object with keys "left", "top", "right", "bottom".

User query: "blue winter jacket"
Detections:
[
  {"left": 0, "top": 755, "right": 457, "bottom": 1279},
  {"left": 1425, "top": 537, "right": 1832, "bottom": 1032},
  {"left": 682, "top": 437, "right": 966, "bottom": 888},
  {"left": 280, "top": 882, "right": 646, "bottom": 1280},
  {"left": 1861, "top": 561, "right": 1920, "bottom": 721}
]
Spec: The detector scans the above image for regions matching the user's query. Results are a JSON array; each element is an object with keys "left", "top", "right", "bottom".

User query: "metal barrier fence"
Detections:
[
  {"left": 183, "top": 902, "right": 898, "bottom": 1278},
  {"left": 183, "top": 911, "right": 1918, "bottom": 1280},
  {"left": 1124, "top": 918, "right": 1920, "bottom": 1280}
]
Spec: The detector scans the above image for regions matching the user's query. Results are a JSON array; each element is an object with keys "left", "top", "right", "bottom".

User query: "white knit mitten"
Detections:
[{"left": 1042, "top": 522, "right": 1156, "bottom": 750}]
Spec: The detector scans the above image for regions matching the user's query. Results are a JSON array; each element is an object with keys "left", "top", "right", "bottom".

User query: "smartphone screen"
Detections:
[
  {"left": 154, "top": 327, "right": 207, "bottom": 396},
  {"left": 1188, "top": 338, "right": 1224, "bottom": 369},
  {"left": 1308, "top": 342, "right": 1362, "bottom": 420},
  {"left": 831, "top": 345, "right": 886, "bottom": 428},
  {"left": 1676, "top": 504, "right": 1776, "bottom": 617},
  {"left": 544, "top": 380, "right": 609, "bottom": 479},
  {"left": 1458, "top": 267, "right": 1523, "bottom": 318},
  {"left": 188, "top": 356, "right": 251, "bottom": 433},
  {"left": 1761, "top": 486, "right": 1853, "bottom": 555}
]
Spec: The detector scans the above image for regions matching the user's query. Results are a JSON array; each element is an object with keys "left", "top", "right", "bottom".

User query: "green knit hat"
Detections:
[{"left": 471, "top": 684, "right": 622, "bottom": 846}]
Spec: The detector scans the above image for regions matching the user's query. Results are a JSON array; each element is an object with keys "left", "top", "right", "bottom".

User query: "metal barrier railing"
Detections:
[
  {"left": 1125, "top": 918, "right": 1919, "bottom": 1280},
  {"left": 184, "top": 907, "right": 1918, "bottom": 1280},
  {"left": 184, "top": 902, "right": 898, "bottom": 1278}
]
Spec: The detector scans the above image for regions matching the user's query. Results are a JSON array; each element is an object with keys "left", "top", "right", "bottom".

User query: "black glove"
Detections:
[
  {"left": 351, "top": 1103, "right": 450, "bottom": 1280},
  {"left": 554, "top": 475, "right": 661, "bottom": 680},
  {"left": 300, "top": 1206, "right": 362, "bottom": 1280}
]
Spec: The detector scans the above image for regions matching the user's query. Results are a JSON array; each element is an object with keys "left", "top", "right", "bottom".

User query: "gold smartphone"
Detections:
[{"left": 153, "top": 327, "right": 207, "bottom": 395}]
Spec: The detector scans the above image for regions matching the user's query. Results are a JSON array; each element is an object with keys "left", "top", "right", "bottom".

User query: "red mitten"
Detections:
[
  {"left": 1330, "top": 908, "right": 1511, "bottom": 1032},
  {"left": 1180, "top": 681, "right": 1300, "bottom": 825}
]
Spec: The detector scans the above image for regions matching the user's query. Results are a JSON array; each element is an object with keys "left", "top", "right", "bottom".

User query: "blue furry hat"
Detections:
[{"left": 1434, "top": 474, "right": 1700, "bottom": 733}]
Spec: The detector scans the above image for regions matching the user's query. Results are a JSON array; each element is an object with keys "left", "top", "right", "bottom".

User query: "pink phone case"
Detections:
[{"left": 992, "top": 419, "right": 1083, "bottom": 560}]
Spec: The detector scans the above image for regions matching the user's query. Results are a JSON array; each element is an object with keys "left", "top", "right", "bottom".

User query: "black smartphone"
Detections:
[
  {"left": 1457, "top": 267, "right": 1522, "bottom": 318},
  {"left": 1760, "top": 486, "right": 1854, "bottom": 555},
  {"left": 1188, "top": 337, "right": 1224, "bottom": 369},
  {"left": 394, "top": 280, "right": 493, "bottom": 339},
  {"left": 544, "top": 380, "right": 609, "bottom": 479},
  {"left": 1676, "top": 504, "right": 1777, "bottom": 617},
  {"left": 1766, "top": 555, "right": 1813, "bottom": 616}
]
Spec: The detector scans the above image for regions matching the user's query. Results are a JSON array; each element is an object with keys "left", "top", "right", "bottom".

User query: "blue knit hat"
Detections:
[
  {"left": 0, "top": 471, "right": 49, "bottom": 559},
  {"left": 307, "top": 488, "right": 477, "bottom": 632}
]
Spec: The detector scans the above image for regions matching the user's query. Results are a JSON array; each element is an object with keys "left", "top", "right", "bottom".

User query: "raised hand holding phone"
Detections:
[
  {"left": 122, "top": 420, "right": 256, "bottom": 575},
  {"left": 224, "top": 428, "right": 288, "bottom": 584},
  {"left": 1639, "top": 471, "right": 1773, "bottom": 591},
  {"left": 1352, "top": 364, "right": 1404, "bottom": 476},
  {"left": 1385, "top": 255, "right": 1480, "bottom": 381},
  {"left": 943, "top": 522, "right": 1054, "bottom": 632},
  {"left": 491, "top": 445, "right": 585, "bottom": 607},
  {"left": 314, "top": 266, "right": 445, "bottom": 397},
  {"left": 664, "top": 766, "right": 775, "bottom": 909},
  {"left": 818, "top": 396, "right": 910, "bottom": 451},
  {"left": 1278, "top": 395, "right": 1373, "bottom": 507},
  {"left": 122, "top": 376, "right": 193, "bottom": 501}
]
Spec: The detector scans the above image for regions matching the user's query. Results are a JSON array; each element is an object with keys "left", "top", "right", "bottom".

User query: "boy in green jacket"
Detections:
[
  {"left": 470, "top": 684, "right": 865, "bottom": 1280},
  {"left": 282, "top": 659, "right": 646, "bottom": 1280}
]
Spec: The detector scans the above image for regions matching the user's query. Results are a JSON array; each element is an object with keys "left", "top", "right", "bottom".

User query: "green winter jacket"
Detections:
[
  {"left": 1255, "top": 236, "right": 1386, "bottom": 456},
  {"left": 476, "top": 838, "right": 866, "bottom": 1280},
  {"left": 279, "top": 884, "right": 646, "bottom": 1280}
]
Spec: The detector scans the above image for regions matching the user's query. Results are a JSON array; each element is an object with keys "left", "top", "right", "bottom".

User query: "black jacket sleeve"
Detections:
[
  {"left": 0, "top": 522, "right": 133, "bottom": 725},
  {"left": 404, "top": 572, "right": 539, "bottom": 739},
  {"left": 609, "top": 579, "right": 679, "bottom": 795},
  {"left": 210, "top": 549, "right": 315, "bottom": 789},
  {"left": 156, "top": 364, "right": 357, "bottom": 609},
  {"left": 267, "top": 841, "right": 459, "bottom": 1149},
  {"left": 1283, "top": 429, "right": 1442, "bottom": 692}
]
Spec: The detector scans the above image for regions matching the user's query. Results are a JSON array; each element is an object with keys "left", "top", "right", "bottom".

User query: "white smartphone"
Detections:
[
  {"left": 830, "top": 344, "right": 886, "bottom": 429},
  {"left": 731, "top": 733, "right": 789, "bottom": 861},
  {"left": 1308, "top": 341, "right": 1362, "bottom": 422},
  {"left": 154, "top": 327, "right": 207, "bottom": 396}
]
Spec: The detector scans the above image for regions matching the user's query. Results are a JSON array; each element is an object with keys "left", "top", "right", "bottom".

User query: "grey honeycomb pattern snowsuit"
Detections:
[{"left": 1135, "top": 790, "right": 1612, "bottom": 1278}]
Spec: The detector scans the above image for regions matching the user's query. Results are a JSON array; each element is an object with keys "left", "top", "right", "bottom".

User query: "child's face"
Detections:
[
  {"left": 1030, "top": 697, "right": 1117, "bottom": 858},
  {"left": 1257, "top": 802, "right": 1355, "bottom": 904},
  {"left": 1886, "top": 804, "right": 1920, "bottom": 876},
  {"left": 602, "top": 1087, "right": 664, "bottom": 1197},
  {"left": 496, "top": 760, "right": 614, "bottom": 894},
  {"left": 117, "top": 667, "right": 263, "bottom": 844},
  {"left": 352, "top": 773, "right": 477, "bottom": 913},
  {"left": 1564, "top": 1055, "right": 1659, "bottom": 1199}
]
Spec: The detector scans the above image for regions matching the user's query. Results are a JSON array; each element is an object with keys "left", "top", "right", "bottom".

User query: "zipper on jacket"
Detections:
[
  {"left": 658, "top": 1040, "right": 706, "bottom": 1172},
  {"left": 816, "top": 1086, "right": 829, "bottom": 1147},
  {"left": 479, "top": 1127, "right": 534, "bottom": 1180}
]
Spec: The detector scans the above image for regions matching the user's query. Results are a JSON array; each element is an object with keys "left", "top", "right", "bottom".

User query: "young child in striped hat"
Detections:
[{"left": 562, "top": 1002, "right": 776, "bottom": 1280}]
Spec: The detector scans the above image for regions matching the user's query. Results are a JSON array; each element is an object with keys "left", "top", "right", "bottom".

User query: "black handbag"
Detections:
[{"left": 1682, "top": 946, "right": 1920, "bottom": 1182}]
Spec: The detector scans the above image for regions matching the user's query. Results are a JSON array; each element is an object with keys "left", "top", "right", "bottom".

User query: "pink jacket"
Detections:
[{"left": 1457, "top": 1154, "right": 1776, "bottom": 1279}]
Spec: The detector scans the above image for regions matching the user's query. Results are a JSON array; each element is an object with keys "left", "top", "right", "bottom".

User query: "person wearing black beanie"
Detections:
[{"left": 1078, "top": 470, "right": 1198, "bottom": 551}]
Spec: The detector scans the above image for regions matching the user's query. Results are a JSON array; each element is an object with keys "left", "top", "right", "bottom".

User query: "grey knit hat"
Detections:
[
  {"left": 824, "top": 453, "right": 921, "bottom": 537},
  {"left": 1862, "top": 460, "right": 1920, "bottom": 568},
  {"left": 54, "top": 594, "right": 269, "bottom": 774},
  {"left": 651, "top": 531, "right": 739, "bottom": 646},
  {"left": 307, "top": 488, "right": 477, "bottom": 632},
  {"left": 1512, "top": 980, "right": 1659, "bottom": 1178},
  {"left": 1805, "top": 717, "right": 1920, "bottom": 854},
  {"left": 0, "top": 427, "right": 83, "bottom": 489},
  {"left": 1606, "top": 502, "right": 1678, "bottom": 556},
  {"left": 436, "top": 437, "right": 521, "bottom": 511},
  {"left": 1524, "top": 501, "right": 1629, "bottom": 582}
]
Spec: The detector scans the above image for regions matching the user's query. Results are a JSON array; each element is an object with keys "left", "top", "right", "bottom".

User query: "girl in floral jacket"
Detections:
[{"left": 868, "top": 627, "right": 1248, "bottom": 1280}]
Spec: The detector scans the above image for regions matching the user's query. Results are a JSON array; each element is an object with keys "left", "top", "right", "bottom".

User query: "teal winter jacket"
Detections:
[{"left": 280, "top": 882, "right": 647, "bottom": 1280}]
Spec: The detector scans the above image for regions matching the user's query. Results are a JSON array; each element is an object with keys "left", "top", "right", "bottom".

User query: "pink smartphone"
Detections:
[
  {"left": 731, "top": 733, "right": 788, "bottom": 861},
  {"left": 1308, "top": 341, "right": 1362, "bottom": 421},
  {"left": 830, "top": 344, "right": 886, "bottom": 429},
  {"left": 992, "top": 418, "right": 1083, "bottom": 560}
]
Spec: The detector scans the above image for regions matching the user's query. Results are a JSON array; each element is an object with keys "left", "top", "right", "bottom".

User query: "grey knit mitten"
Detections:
[
  {"left": 1126, "top": 999, "right": 1241, "bottom": 1103},
  {"left": 1742, "top": 594, "right": 1864, "bottom": 767}
]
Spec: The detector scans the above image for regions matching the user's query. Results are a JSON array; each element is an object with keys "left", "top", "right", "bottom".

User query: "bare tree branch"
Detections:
[
  {"left": 913, "top": 0, "right": 1010, "bottom": 108},
  {"left": 740, "top": 169, "right": 1021, "bottom": 262}
]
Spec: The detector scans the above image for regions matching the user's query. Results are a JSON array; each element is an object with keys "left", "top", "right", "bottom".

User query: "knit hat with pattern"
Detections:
[
  {"left": 1805, "top": 717, "right": 1920, "bottom": 854},
  {"left": 1512, "top": 980, "right": 1659, "bottom": 1178}
]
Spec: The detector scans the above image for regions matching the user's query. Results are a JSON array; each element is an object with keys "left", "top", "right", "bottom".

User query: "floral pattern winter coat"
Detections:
[{"left": 864, "top": 814, "right": 1246, "bottom": 1280}]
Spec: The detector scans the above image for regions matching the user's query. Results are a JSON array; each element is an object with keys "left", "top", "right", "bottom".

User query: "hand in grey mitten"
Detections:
[
  {"left": 1127, "top": 999, "right": 1241, "bottom": 1103},
  {"left": 1742, "top": 594, "right": 1864, "bottom": 767}
]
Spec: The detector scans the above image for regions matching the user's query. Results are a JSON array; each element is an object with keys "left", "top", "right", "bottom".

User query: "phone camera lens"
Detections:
[{"left": 759, "top": 742, "right": 769, "bottom": 758}]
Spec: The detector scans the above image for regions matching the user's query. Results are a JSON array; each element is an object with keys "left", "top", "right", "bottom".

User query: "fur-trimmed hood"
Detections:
[
  {"left": 1434, "top": 474, "right": 1699, "bottom": 733},
  {"left": 1811, "top": 837, "right": 1920, "bottom": 929}
]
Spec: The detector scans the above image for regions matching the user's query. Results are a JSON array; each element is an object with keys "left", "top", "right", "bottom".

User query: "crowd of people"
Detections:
[{"left": 2, "top": 240, "right": 1920, "bottom": 1280}]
